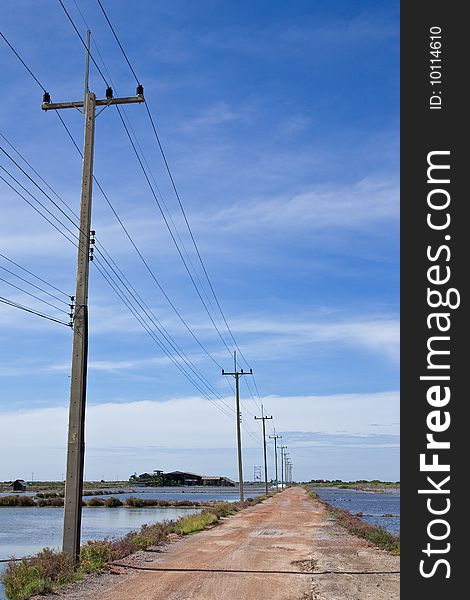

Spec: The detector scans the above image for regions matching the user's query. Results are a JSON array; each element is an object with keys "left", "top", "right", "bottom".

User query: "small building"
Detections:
[
  {"left": 164, "top": 471, "right": 203, "bottom": 486},
  {"left": 202, "top": 476, "right": 235, "bottom": 487},
  {"left": 130, "top": 470, "right": 163, "bottom": 486},
  {"left": 12, "top": 479, "right": 26, "bottom": 492}
]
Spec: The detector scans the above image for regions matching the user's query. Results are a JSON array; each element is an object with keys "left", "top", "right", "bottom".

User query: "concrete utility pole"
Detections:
[
  {"left": 222, "top": 351, "right": 253, "bottom": 502},
  {"left": 41, "top": 31, "right": 144, "bottom": 563},
  {"left": 268, "top": 432, "right": 281, "bottom": 491},
  {"left": 280, "top": 445, "right": 287, "bottom": 490},
  {"left": 284, "top": 452, "right": 290, "bottom": 486},
  {"left": 254, "top": 405, "right": 273, "bottom": 496}
]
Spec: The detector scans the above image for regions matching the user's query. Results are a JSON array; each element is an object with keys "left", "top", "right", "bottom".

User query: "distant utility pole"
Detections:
[
  {"left": 280, "top": 445, "right": 287, "bottom": 490},
  {"left": 284, "top": 452, "right": 290, "bottom": 486},
  {"left": 254, "top": 405, "right": 273, "bottom": 496},
  {"left": 222, "top": 351, "right": 253, "bottom": 502},
  {"left": 253, "top": 465, "right": 262, "bottom": 483},
  {"left": 41, "top": 31, "right": 144, "bottom": 563},
  {"left": 268, "top": 432, "right": 281, "bottom": 491}
]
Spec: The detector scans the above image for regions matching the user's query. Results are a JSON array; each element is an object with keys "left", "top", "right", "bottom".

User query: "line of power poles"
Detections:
[
  {"left": 223, "top": 352, "right": 295, "bottom": 498},
  {"left": 41, "top": 31, "right": 144, "bottom": 563}
]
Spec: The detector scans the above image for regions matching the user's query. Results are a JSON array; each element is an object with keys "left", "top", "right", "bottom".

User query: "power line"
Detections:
[
  {"left": 0, "top": 262, "right": 71, "bottom": 306},
  {"left": 0, "top": 295, "right": 71, "bottom": 328},
  {"left": 0, "top": 26, "right": 257, "bottom": 428},
  {"left": 0, "top": 131, "right": 78, "bottom": 223},
  {"left": 0, "top": 171, "right": 79, "bottom": 249},
  {"left": 93, "top": 258, "right": 235, "bottom": 420},
  {"left": 0, "top": 251, "right": 70, "bottom": 299},
  {"left": 114, "top": 105, "right": 234, "bottom": 357},
  {"left": 93, "top": 250, "right": 236, "bottom": 415},
  {"left": 2, "top": 125, "right": 232, "bottom": 408},
  {"left": 50, "top": 6, "right": 240, "bottom": 375},
  {"left": 92, "top": 2, "right": 262, "bottom": 394},
  {"left": 0, "top": 31, "right": 46, "bottom": 91},
  {"left": 57, "top": 0, "right": 109, "bottom": 87},
  {"left": 0, "top": 275, "right": 69, "bottom": 315},
  {"left": 95, "top": 0, "right": 140, "bottom": 84}
]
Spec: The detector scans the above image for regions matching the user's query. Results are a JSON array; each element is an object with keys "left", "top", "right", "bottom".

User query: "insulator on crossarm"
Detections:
[
  {"left": 43, "top": 91, "right": 51, "bottom": 104},
  {"left": 106, "top": 86, "right": 113, "bottom": 100},
  {"left": 136, "top": 83, "right": 144, "bottom": 97}
]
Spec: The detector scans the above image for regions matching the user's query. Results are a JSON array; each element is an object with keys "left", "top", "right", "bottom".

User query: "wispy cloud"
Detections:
[
  {"left": 0, "top": 390, "right": 399, "bottom": 480},
  {"left": 204, "top": 177, "right": 398, "bottom": 234}
]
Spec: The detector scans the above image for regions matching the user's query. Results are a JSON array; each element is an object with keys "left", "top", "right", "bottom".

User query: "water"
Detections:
[
  {"left": 313, "top": 487, "right": 400, "bottom": 534},
  {"left": 0, "top": 505, "right": 200, "bottom": 600},
  {"left": 82, "top": 485, "right": 264, "bottom": 503}
]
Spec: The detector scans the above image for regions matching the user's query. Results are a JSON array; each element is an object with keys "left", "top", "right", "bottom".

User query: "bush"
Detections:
[
  {"left": 86, "top": 497, "right": 105, "bottom": 507},
  {"left": 0, "top": 495, "right": 19, "bottom": 506},
  {"left": 1, "top": 548, "right": 75, "bottom": 600},
  {"left": 79, "top": 541, "right": 114, "bottom": 573},
  {"left": 50, "top": 497, "right": 64, "bottom": 507},
  {"left": 125, "top": 496, "right": 145, "bottom": 508},
  {"left": 105, "top": 496, "right": 123, "bottom": 508}
]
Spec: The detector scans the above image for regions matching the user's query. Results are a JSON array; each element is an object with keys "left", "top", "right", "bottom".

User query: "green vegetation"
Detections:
[
  {"left": 1, "top": 548, "right": 80, "bottom": 600},
  {"left": 1, "top": 495, "right": 270, "bottom": 600},
  {"left": 173, "top": 511, "right": 218, "bottom": 534},
  {"left": 0, "top": 496, "right": 35, "bottom": 507},
  {"left": 0, "top": 495, "right": 212, "bottom": 509},
  {"left": 304, "top": 480, "right": 400, "bottom": 490},
  {"left": 304, "top": 488, "right": 400, "bottom": 555}
]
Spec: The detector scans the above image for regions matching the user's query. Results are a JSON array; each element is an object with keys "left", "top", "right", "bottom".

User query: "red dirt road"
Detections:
[{"left": 46, "top": 488, "right": 399, "bottom": 600}]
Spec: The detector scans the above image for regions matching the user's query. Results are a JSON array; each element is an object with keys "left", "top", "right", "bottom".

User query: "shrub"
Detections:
[
  {"left": 1, "top": 548, "right": 75, "bottom": 600},
  {"left": 105, "top": 496, "right": 123, "bottom": 508},
  {"left": 79, "top": 541, "right": 114, "bottom": 573},
  {"left": 0, "top": 495, "right": 19, "bottom": 506},
  {"left": 125, "top": 496, "right": 145, "bottom": 508},
  {"left": 86, "top": 497, "right": 105, "bottom": 507}
]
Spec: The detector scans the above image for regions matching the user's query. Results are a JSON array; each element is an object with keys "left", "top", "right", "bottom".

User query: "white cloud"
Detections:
[
  {"left": 203, "top": 178, "right": 398, "bottom": 234},
  {"left": 0, "top": 391, "right": 399, "bottom": 481}
]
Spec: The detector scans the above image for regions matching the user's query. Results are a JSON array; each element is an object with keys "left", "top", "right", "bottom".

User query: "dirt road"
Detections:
[{"left": 47, "top": 488, "right": 399, "bottom": 600}]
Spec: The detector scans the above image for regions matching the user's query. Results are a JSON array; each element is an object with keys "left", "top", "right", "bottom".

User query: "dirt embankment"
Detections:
[{"left": 38, "top": 488, "right": 399, "bottom": 600}]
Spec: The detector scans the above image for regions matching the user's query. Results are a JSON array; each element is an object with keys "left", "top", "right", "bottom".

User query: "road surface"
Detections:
[{"left": 44, "top": 488, "right": 399, "bottom": 600}]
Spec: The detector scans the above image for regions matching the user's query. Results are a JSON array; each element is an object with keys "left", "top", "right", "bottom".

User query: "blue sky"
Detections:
[{"left": 0, "top": 0, "right": 399, "bottom": 483}]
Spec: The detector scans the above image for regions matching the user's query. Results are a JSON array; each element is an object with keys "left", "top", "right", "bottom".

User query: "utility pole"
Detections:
[
  {"left": 268, "top": 432, "right": 281, "bottom": 491},
  {"left": 254, "top": 405, "right": 273, "bottom": 496},
  {"left": 222, "top": 351, "right": 253, "bottom": 502},
  {"left": 41, "top": 31, "right": 144, "bottom": 563},
  {"left": 284, "top": 452, "right": 290, "bottom": 486},
  {"left": 280, "top": 445, "right": 287, "bottom": 490}
]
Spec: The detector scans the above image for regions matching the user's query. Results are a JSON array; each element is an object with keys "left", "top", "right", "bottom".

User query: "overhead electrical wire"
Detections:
[
  {"left": 54, "top": 2, "right": 237, "bottom": 362},
  {"left": 0, "top": 263, "right": 70, "bottom": 307},
  {"left": 0, "top": 251, "right": 71, "bottom": 300},
  {"left": 0, "top": 295, "right": 71, "bottom": 328},
  {"left": 1, "top": 122, "right": 237, "bottom": 421},
  {"left": 1, "top": 143, "right": 234, "bottom": 418},
  {"left": 0, "top": 275, "right": 69, "bottom": 315},
  {"left": 91, "top": 0, "right": 264, "bottom": 409},
  {"left": 0, "top": 22, "right": 262, "bottom": 440}
]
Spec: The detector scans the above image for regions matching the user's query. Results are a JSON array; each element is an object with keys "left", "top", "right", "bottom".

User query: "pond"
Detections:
[{"left": 313, "top": 487, "right": 400, "bottom": 534}]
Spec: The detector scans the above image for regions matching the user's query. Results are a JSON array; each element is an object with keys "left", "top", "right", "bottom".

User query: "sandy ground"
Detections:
[{"left": 38, "top": 488, "right": 399, "bottom": 600}]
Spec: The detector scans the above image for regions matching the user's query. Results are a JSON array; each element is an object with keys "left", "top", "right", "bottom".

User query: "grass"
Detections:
[
  {"left": 1, "top": 549, "right": 80, "bottom": 600},
  {"left": 1, "top": 494, "right": 270, "bottom": 600},
  {"left": 173, "top": 511, "right": 218, "bottom": 534},
  {"left": 304, "top": 488, "right": 400, "bottom": 555}
]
